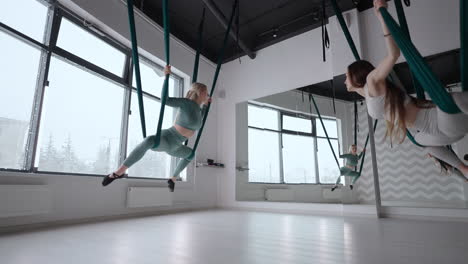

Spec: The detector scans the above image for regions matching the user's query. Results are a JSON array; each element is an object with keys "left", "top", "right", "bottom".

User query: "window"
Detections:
[
  {"left": 35, "top": 57, "right": 124, "bottom": 174},
  {"left": 282, "top": 134, "right": 316, "bottom": 183},
  {"left": 316, "top": 138, "right": 341, "bottom": 184},
  {"left": 0, "top": 31, "right": 42, "bottom": 169},
  {"left": 57, "top": 18, "right": 126, "bottom": 77},
  {"left": 317, "top": 119, "right": 338, "bottom": 138},
  {"left": 248, "top": 104, "right": 279, "bottom": 130},
  {"left": 316, "top": 119, "right": 341, "bottom": 183},
  {"left": 0, "top": 0, "right": 49, "bottom": 43},
  {"left": 132, "top": 60, "right": 177, "bottom": 97},
  {"left": 247, "top": 104, "right": 281, "bottom": 183},
  {"left": 282, "top": 115, "right": 311, "bottom": 133},
  {"left": 127, "top": 59, "right": 183, "bottom": 179},
  {"left": 1, "top": 3, "right": 185, "bottom": 181},
  {"left": 248, "top": 129, "right": 281, "bottom": 183},
  {"left": 281, "top": 114, "right": 316, "bottom": 184},
  {"left": 247, "top": 103, "right": 339, "bottom": 184}
]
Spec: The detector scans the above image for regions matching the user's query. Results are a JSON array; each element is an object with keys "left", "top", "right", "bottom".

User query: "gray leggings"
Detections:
[
  {"left": 413, "top": 92, "right": 468, "bottom": 144},
  {"left": 411, "top": 92, "right": 468, "bottom": 168},
  {"left": 422, "top": 146, "right": 463, "bottom": 168},
  {"left": 334, "top": 167, "right": 360, "bottom": 185},
  {"left": 123, "top": 127, "right": 192, "bottom": 177}
]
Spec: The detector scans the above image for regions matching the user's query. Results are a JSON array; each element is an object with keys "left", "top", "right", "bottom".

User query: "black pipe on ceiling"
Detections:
[{"left": 201, "top": 0, "right": 256, "bottom": 59}]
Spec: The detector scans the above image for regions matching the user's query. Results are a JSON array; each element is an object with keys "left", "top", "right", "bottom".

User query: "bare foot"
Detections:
[
  {"left": 455, "top": 165, "right": 468, "bottom": 182},
  {"left": 459, "top": 165, "right": 468, "bottom": 177}
]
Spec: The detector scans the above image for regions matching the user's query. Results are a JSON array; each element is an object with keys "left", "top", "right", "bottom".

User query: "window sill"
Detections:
[
  {"left": 245, "top": 182, "right": 336, "bottom": 186},
  {"left": 0, "top": 169, "right": 189, "bottom": 184}
]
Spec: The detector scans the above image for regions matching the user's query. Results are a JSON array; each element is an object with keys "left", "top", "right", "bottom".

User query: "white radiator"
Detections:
[
  {"left": 322, "top": 188, "right": 341, "bottom": 199},
  {"left": 265, "top": 189, "right": 294, "bottom": 201},
  {"left": 126, "top": 187, "right": 173, "bottom": 208},
  {"left": 0, "top": 185, "right": 51, "bottom": 218}
]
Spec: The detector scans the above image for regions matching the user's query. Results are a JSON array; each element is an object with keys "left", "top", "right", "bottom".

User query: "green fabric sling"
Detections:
[{"left": 379, "top": 7, "right": 461, "bottom": 114}]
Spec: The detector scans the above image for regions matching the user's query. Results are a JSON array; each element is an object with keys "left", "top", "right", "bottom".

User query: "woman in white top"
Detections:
[{"left": 344, "top": 0, "right": 468, "bottom": 179}]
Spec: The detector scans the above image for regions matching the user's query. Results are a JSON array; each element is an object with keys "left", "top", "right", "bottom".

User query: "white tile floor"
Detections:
[{"left": 0, "top": 210, "right": 467, "bottom": 264}]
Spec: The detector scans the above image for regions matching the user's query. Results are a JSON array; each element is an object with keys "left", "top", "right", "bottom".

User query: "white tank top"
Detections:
[
  {"left": 364, "top": 85, "right": 386, "bottom": 120},
  {"left": 364, "top": 84, "right": 411, "bottom": 121}
]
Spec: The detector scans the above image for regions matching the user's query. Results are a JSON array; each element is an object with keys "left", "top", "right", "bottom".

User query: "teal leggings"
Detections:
[
  {"left": 334, "top": 167, "right": 360, "bottom": 185},
  {"left": 123, "top": 127, "right": 192, "bottom": 177}
]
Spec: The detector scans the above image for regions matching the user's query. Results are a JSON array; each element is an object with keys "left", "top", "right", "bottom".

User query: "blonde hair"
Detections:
[
  {"left": 185, "top": 82, "right": 207, "bottom": 102},
  {"left": 383, "top": 80, "right": 408, "bottom": 144},
  {"left": 349, "top": 144, "right": 357, "bottom": 153}
]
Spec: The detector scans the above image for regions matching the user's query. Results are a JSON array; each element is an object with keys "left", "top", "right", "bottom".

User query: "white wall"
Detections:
[
  {"left": 0, "top": 0, "right": 219, "bottom": 228},
  {"left": 216, "top": 0, "right": 461, "bottom": 214},
  {"left": 359, "top": 0, "right": 460, "bottom": 64},
  {"left": 329, "top": 9, "right": 362, "bottom": 75}
]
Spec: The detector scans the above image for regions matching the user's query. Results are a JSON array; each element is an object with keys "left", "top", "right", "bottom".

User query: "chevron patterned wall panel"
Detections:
[{"left": 352, "top": 103, "right": 465, "bottom": 206}]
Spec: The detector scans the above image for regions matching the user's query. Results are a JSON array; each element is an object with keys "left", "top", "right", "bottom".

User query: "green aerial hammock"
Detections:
[
  {"left": 175, "top": 0, "right": 238, "bottom": 172},
  {"left": 126, "top": 0, "right": 147, "bottom": 138},
  {"left": 383, "top": 0, "right": 466, "bottom": 150},
  {"left": 186, "top": 0, "right": 239, "bottom": 161},
  {"left": 191, "top": 8, "right": 206, "bottom": 85},
  {"left": 184, "top": 7, "right": 206, "bottom": 147},
  {"left": 380, "top": 0, "right": 467, "bottom": 174},
  {"left": 393, "top": 0, "right": 425, "bottom": 100},
  {"left": 126, "top": 0, "right": 205, "bottom": 145},
  {"left": 126, "top": 0, "right": 238, "bottom": 174},
  {"left": 309, "top": 94, "right": 340, "bottom": 169},
  {"left": 378, "top": 6, "right": 463, "bottom": 114}
]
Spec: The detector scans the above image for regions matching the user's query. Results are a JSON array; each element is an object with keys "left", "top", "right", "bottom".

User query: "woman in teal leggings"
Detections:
[
  {"left": 102, "top": 65, "right": 211, "bottom": 191},
  {"left": 331, "top": 145, "right": 365, "bottom": 191}
]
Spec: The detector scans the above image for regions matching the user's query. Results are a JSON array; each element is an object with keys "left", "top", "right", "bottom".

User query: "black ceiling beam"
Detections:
[{"left": 201, "top": 0, "right": 256, "bottom": 60}]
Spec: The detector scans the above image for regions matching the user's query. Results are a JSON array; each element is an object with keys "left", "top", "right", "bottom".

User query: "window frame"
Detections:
[
  {"left": 0, "top": 1, "right": 185, "bottom": 181},
  {"left": 247, "top": 102, "right": 340, "bottom": 185}
]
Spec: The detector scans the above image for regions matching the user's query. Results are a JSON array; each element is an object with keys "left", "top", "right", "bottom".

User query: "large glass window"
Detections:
[
  {"left": 248, "top": 129, "right": 281, "bottom": 183},
  {"left": 57, "top": 18, "right": 126, "bottom": 77},
  {"left": 132, "top": 60, "right": 177, "bottom": 97},
  {"left": 282, "top": 134, "right": 316, "bottom": 183},
  {"left": 0, "top": 3, "right": 185, "bottom": 181},
  {"left": 317, "top": 119, "right": 338, "bottom": 138},
  {"left": 0, "top": 0, "right": 49, "bottom": 43},
  {"left": 317, "top": 138, "right": 341, "bottom": 184},
  {"left": 35, "top": 57, "right": 124, "bottom": 174},
  {"left": 0, "top": 31, "right": 42, "bottom": 169}
]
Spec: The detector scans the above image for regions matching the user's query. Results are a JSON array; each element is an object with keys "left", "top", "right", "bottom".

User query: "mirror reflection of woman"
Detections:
[{"left": 331, "top": 145, "right": 365, "bottom": 191}]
